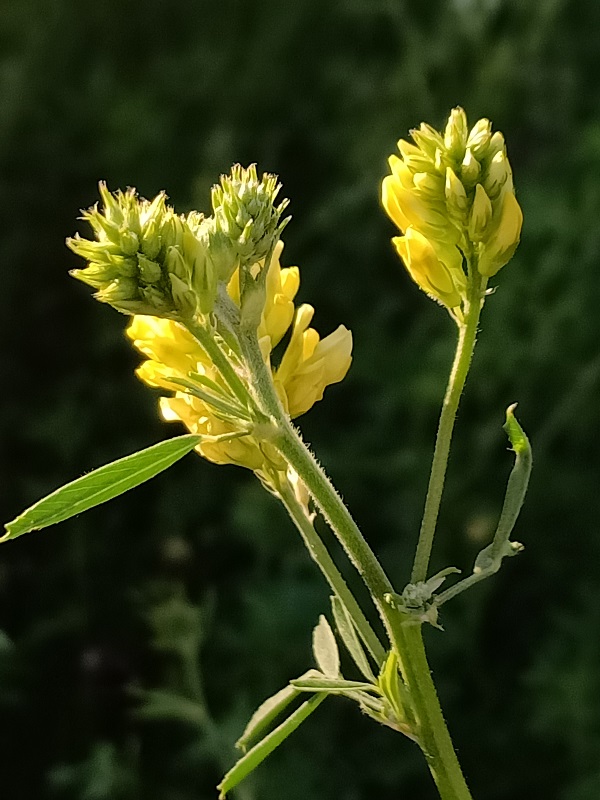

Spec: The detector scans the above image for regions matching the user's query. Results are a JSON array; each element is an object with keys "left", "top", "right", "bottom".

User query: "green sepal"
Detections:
[{"left": 1, "top": 434, "right": 203, "bottom": 541}]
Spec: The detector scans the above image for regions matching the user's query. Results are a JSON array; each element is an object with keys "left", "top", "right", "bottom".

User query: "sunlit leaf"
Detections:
[{"left": 2, "top": 434, "right": 203, "bottom": 541}]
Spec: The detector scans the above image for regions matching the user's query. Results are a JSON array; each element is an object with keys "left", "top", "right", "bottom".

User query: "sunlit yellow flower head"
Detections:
[
  {"left": 127, "top": 242, "right": 352, "bottom": 478},
  {"left": 382, "top": 108, "right": 522, "bottom": 315}
]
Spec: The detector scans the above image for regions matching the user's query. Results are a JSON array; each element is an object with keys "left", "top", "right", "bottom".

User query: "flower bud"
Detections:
[
  {"left": 484, "top": 151, "right": 512, "bottom": 199},
  {"left": 68, "top": 184, "right": 214, "bottom": 319},
  {"left": 445, "top": 167, "right": 468, "bottom": 220},
  {"left": 410, "top": 123, "right": 444, "bottom": 159},
  {"left": 460, "top": 149, "right": 481, "bottom": 185},
  {"left": 444, "top": 107, "right": 468, "bottom": 159},
  {"left": 478, "top": 192, "right": 523, "bottom": 277},
  {"left": 137, "top": 254, "right": 162, "bottom": 284},
  {"left": 468, "top": 184, "right": 493, "bottom": 242},
  {"left": 467, "top": 118, "right": 492, "bottom": 159},
  {"left": 211, "top": 164, "right": 290, "bottom": 269}
]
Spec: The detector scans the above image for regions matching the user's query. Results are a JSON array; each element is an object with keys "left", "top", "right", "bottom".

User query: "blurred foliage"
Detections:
[{"left": 1, "top": 0, "right": 600, "bottom": 798}]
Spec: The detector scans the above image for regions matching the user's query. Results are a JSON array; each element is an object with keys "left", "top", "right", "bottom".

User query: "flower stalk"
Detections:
[{"left": 411, "top": 267, "right": 487, "bottom": 584}]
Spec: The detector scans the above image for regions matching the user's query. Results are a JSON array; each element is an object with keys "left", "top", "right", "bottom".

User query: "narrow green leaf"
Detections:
[
  {"left": 218, "top": 693, "right": 326, "bottom": 799},
  {"left": 236, "top": 669, "right": 321, "bottom": 753},
  {"left": 291, "top": 676, "right": 375, "bottom": 694},
  {"left": 312, "top": 615, "right": 340, "bottom": 678},
  {"left": 331, "top": 596, "right": 376, "bottom": 682},
  {"left": 2, "top": 434, "right": 202, "bottom": 541}
]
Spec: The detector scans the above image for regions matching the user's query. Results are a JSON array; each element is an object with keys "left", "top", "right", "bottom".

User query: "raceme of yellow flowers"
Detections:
[
  {"left": 127, "top": 244, "right": 352, "bottom": 473},
  {"left": 67, "top": 171, "right": 352, "bottom": 484},
  {"left": 381, "top": 107, "right": 522, "bottom": 318}
]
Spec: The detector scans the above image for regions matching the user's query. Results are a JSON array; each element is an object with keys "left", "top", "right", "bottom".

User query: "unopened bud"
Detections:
[
  {"left": 484, "top": 152, "right": 512, "bottom": 199},
  {"left": 211, "top": 164, "right": 290, "bottom": 268},
  {"left": 137, "top": 254, "right": 162, "bottom": 284},
  {"left": 478, "top": 192, "right": 523, "bottom": 277},
  {"left": 468, "top": 184, "right": 493, "bottom": 241},
  {"left": 460, "top": 149, "right": 481, "bottom": 185},
  {"left": 445, "top": 168, "right": 468, "bottom": 219},
  {"left": 444, "top": 108, "right": 468, "bottom": 159},
  {"left": 410, "top": 123, "right": 444, "bottom": 158},
  {"left": 467, "top": 118, "right": 492, "bottom": 159}
]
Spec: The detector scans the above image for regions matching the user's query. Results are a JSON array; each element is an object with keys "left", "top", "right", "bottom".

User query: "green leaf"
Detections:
[
  {"left": 291, "top": 676, "right": 375, "bottom": 694},
  {"left": 312, "top": 615, "right": 340, "bottom": 678},
  {"left": 218, "top": 693, "right": 326, "bottom": 799},
  {"left": 331, "top": 595, "right": 376, "bottom": 682},
  {"left": 236, "top": 669, "right": 321, "bottom": 753},
  {"left": 2, "top": 434, "right": 203, "bottom": 541}
]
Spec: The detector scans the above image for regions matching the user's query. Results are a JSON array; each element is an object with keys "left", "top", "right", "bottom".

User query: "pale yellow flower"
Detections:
[
  {"left": 392, "top": 228, "right": 464, "bottom": 310},
  {"left": 382, "top": 108, "right": 523, "bottom": 312},
  {"left": 127, "top": 242, "right": 352, "bottom": 473}
]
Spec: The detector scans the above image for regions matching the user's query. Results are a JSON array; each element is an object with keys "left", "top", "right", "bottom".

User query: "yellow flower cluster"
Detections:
[
  {"left": 127, "top": 242, "right": 352, "bottom": 474},
  {"left": 382, "top": 108, "right": 523, "bottom": 313}
]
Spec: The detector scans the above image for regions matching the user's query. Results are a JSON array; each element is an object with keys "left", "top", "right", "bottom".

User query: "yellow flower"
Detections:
[
  {"left": 275, "top": 304, "right": 353, "bottom": 418},
  {"left": 382, "top": 108, "right": 523, "bottom": 312},
  {"left": 392, "top": 228, "right": 464, "bottom": 310},
  {"left": 127, "top": 242, "right": 352, "bottom": 473}
]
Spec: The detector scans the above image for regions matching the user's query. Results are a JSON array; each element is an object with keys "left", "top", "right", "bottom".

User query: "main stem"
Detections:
[
  {"left": 236, "top": 324, "right": 473, "bottom": 800},
  {"left": 411, "top": 273, "right": 486, "bottom": 584}
]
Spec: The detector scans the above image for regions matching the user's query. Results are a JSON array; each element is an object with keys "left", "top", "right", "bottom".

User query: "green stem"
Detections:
[
  {"left": 411, "top": 274, "right": 487, "bottom": 584},
  {"left": 389, "top": 622, "right": 473, "bottom": 800},
  {"left": 185, "top": 320, "right": 253, "bottom": 411},
  {"left": 278, "top": 479, "right": 386, "bottom": 666},
  {"left": 239, "top": 325, "right": 473, "bottom": 800},
  {"left": 238, "top": 327, "right": 394, "bottom": 607}
]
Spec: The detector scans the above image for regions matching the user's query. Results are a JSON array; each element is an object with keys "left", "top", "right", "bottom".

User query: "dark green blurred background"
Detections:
[{"left": 2, "top": 1, "right": 600, "bottom": 798}]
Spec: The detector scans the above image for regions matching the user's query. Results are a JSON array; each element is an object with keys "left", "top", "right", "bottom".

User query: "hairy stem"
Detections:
[
  {"left": 238, "top": 323, "right": 474, "bottom": 800},
  {"left": 278, "top": 478, "right": 385, "bottom": 665},
  {"left": 389, "top": 621, "right": 474, "bottom": 800},
  {"left": 411, "top": 273, "right": 487, "bottom": 584}
]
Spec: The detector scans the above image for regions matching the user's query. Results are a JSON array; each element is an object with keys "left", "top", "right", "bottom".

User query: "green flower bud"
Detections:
[
  {"left": 211, "top": 164, "right": 290, "bottom": 268},
  {"left": 467, "top": 118, "right": 492, "bottom": 159},
  {"left": 98, "top": 277, "right": 139, "bottom": 303},
  {"left": 119, "top": 229, "right": 139, "bottom": 256},
  {"left": 468, "top": 184, "right": 493, "bottom": 242},
  {"left": 137, "top": 254, "right": 163, "bottom": 284},
  {"left": 398, "top": 140, "right": 433, "bottom": 173},
  {"left": 460, "top": 148, "right": 481, "bottom": 185},
  {"left": 444, "top": 107, "right": 468, "bottom": 159},
  {"left": 484, "top": 151, "right": 512, "bottom": 199},
  {"left": 68, "top": 184, "right": 213, "bottom": 319},
  {"left": 413, "top": 172, "right": 444, "bottom": 200},
  {"left": 409, "top": 123, "right": 445, "bottom": 159},
  {"left": 445, "top": 167, "right": 468, "bottom": 220}
]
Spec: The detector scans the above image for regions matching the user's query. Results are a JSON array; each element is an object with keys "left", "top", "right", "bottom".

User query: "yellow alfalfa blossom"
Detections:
[
  {"left": 382, "top": 107, "right": 523, "bottom": 313},
  {"left": 127, "top": 242, "right": 352, "bottom": 474}
]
